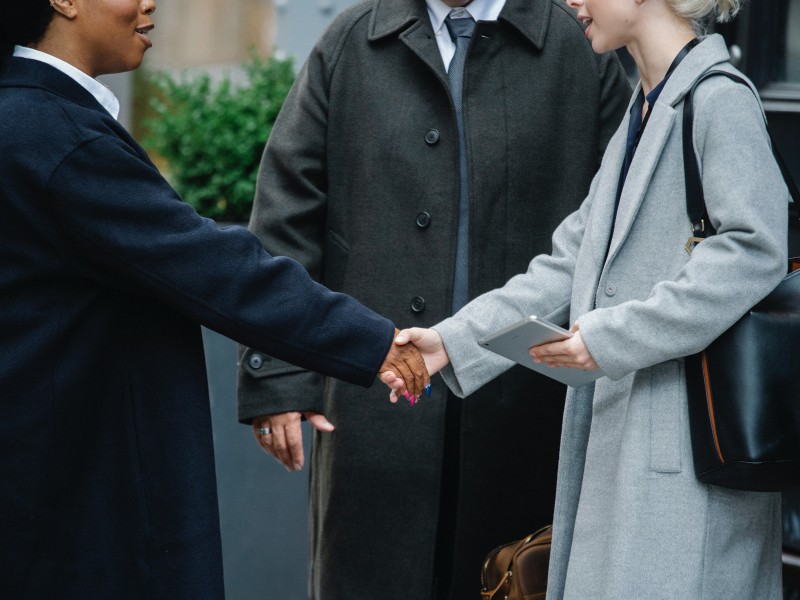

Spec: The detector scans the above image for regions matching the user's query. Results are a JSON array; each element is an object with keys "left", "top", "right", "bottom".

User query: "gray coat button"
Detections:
[
  {"left": 605, "top": 283, "right": 617, "bottom": 296},
  {"left": 416, "top": 212, "right": 431, "bottom": 228},
  {"left": 410, "top": 296, "right": 426, "bottom": 313},
  {"left": 248, "top": 353, "right": 264, "bottom": 369},
  {"left": 424, "top": 129, "right": 440, "bottom": 145}
]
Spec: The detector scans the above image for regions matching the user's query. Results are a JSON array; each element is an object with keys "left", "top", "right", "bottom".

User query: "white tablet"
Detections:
[{"left": 478, "top": 316, "right": 605, "bottom": 387}]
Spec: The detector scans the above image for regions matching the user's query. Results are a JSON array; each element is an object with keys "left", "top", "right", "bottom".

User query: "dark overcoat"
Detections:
[
  {"left": 237, "top": 0, "right": 631, "bottom": 598},
  {"left": 0, "top": 57, "right": 396, "bottom": 600}
]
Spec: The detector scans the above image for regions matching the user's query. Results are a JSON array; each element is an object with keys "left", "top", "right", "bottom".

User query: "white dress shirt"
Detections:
[
  {"left": 425, "top": 0, "right": 506, "bottom": 71},
  {"left": 13, "top": 45, "right": 120, "bottom": 120}
]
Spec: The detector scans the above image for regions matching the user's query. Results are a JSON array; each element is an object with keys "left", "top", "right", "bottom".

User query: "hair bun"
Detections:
[{"left": 668, "top": 0, "right": 743, "bottom": 25}]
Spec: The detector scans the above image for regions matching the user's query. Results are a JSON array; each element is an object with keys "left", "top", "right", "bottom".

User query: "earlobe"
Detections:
[{"left": 49, "top": 0, "right": 79, "bottom": 19}]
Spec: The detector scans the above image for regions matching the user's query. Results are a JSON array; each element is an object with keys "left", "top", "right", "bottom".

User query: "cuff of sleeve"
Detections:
[
  {"left": 576, "top": 310, "right": 628, "bottom": 381},
  {"left": 433, "top": 318, "right": 515, "bottom": 399},
  {"left": 236, "top": 361, "right": 325, "bottom": 424},
  {"left": 239, "top": 346, "right": 312, "bottom": 379}
]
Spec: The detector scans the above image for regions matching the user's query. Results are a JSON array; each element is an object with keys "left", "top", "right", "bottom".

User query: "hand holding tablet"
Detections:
[{"left": 478, "top": 316, "right": 604, "bottom": 387}]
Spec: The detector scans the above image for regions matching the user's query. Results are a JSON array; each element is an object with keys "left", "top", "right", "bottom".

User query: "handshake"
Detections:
[
  {"left": 251, "top": 326, "right": 450, "bottom": 471},
  {"left": 377, "top": 328, "right": 449, "bottom": 405},
  {"left": 253, "top": 321, "right": 596, "bottom": 471}
]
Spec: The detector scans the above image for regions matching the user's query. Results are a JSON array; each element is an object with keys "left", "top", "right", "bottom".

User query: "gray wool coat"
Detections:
[
  {"left": 236, "top": 0, "right": 631, "bottom": 598},
  {"left": 435, "top": 35, "right": 788, "bottom": 599}
]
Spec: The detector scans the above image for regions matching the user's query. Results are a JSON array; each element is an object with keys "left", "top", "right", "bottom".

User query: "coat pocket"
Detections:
[{"left": 648, "top": 360, "right": 684, "bottom": 474}]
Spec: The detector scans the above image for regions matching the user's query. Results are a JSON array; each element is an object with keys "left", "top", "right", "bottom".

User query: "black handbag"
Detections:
[{"left": 682, "top": 70, "right": 800, "bottom": 491}]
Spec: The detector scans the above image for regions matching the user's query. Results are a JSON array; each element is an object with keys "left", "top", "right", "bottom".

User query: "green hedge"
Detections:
[{"left": 143, "top": 54, "right": 295, "bottom": 222}]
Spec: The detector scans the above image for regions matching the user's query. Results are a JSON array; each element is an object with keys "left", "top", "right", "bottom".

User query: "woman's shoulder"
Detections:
[{"left": 691, "top": 66, "right": 764, "bottom": 132}]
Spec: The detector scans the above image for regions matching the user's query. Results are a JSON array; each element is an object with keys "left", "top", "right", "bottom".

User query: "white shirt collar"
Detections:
[
  {"left": 425, "top": 0, "right": 505, "bottom": 36},
  {"left": 13, "top": 45, "right": 120, "bottom": 120}
]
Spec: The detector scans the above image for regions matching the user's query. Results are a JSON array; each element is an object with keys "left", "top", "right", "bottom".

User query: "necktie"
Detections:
[{"left": 445, "top": 12, "right": 476, "bottom": 314}]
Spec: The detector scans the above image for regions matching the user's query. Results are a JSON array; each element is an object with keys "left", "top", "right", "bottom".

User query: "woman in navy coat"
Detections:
[{"left": 0, "top": 2, "right": 427, "bottom": 598}]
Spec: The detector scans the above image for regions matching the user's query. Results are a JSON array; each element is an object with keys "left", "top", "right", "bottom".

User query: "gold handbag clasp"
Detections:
[{"left": 685, "top": 219, "right": 706, "bottom": 255}]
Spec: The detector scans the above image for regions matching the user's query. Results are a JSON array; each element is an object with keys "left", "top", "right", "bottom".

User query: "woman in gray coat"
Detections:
[{"left": 384, "top": 0, "right": 789, "bottom": 597}]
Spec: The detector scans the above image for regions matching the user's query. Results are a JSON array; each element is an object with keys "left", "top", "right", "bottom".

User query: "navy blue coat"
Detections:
[{"left": 0, "top": 57, "right": 395, "bottom": 600}]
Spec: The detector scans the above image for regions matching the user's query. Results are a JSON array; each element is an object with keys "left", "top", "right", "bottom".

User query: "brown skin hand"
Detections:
[{"left": 378, "top": 329, "right": 430, "bottom": 400}]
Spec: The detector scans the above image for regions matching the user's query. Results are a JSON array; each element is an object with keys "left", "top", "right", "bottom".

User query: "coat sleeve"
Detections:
[
  {"left": 433, "top": 176, "right": 598, "bottom": 398},
  {"left": 46, "top": 131, "right": 395, "bottom": 390},
  {"left": 577, "top": 80, "right": 788, "bottom": 379}
]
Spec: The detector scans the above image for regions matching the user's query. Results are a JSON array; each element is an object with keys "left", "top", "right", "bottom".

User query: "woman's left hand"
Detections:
[{"left": 529, "top": 322, "right": 599, "bottom": 371}]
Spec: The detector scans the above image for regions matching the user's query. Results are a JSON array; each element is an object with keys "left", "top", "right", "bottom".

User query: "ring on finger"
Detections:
[{"left": 258, "top": 427, "right": 271, "bottom": 436}]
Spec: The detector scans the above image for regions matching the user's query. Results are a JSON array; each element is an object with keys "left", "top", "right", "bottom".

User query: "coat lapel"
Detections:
[
  {"left": 369, "top": 0, "right": 446, "bottom": 81},
  {"left": 497, "top": 0, "right": 552, "bottom": 50},
  {"left": 586, "top": 110, "right": 631, "bottom": 271},
  {"left": 602, "top": 35, "right": 732, "bottom": 268},
  {"left": 605, "top": 105, "right": 678, "bottom": 263}
]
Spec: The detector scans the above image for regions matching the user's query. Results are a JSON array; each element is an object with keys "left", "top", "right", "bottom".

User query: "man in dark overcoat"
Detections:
[{"left": 237, "top": 0, "right": 631, "bottom": 598}]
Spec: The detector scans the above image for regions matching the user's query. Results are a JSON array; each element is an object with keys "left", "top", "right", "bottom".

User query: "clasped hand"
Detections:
[{"left": 380, "top": 327, "right": 450, "bottom": 403}]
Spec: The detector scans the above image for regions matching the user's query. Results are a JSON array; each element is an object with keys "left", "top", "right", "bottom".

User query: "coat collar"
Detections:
[
  {"left": 368, "top": 0, "right": 553, "bottom": 50},
  {"left": 615, "top": 35, "right": 733, "bottom": 128},
  {"left": 657, "top": 34, "right": 733, "bottom": 107},
  {"left": 0, "top": 56, "right": 107, "bottom": 116}
]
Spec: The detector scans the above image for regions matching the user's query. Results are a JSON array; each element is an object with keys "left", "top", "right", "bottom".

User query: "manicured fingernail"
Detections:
[
  {"left": 404, "top": 390, "right": 411, "bottom": 400},
  {"left": 409, "top": 396, "right": 416, "bottom": 406},
  {"left": 294, "top": 464, "right": 302, "bottom": 471},
  {"left": 425, "top": 384, "right": 432, "bottom": 396}
]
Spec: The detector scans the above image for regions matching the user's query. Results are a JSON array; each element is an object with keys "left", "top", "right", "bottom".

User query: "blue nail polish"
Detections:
[{"left": 425, "top": 384, "right": 432, "bottom": 396}]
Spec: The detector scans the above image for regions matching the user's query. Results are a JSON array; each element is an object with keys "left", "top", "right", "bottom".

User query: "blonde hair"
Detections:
[{"left": 666, "top": 0, "right": 743, "bottom": 25}]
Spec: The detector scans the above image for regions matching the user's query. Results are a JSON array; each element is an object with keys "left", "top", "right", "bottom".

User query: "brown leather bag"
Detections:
[{"left": 480, "top": 525, "right": 552, "bottom": 600}]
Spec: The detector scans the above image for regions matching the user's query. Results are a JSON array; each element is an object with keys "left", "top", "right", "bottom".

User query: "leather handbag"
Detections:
[
  {"left": 480, "top": 525, "right": 551, "bottom": 600},
  {"left": 682, "top": 70, "right": 800, "bottom": 492}
]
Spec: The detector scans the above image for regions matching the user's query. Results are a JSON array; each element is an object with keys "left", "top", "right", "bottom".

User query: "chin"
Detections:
[
  {"left": 591, "top": 39, "right": 621, "bottom": 55},
  {"left": 117, "top": 56, "right": 146, "bottom": 74}
]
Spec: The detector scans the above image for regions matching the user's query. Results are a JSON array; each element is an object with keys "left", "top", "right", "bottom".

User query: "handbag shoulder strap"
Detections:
[{"left": 682, "top": 69, "right": 800, "bottom": 243}]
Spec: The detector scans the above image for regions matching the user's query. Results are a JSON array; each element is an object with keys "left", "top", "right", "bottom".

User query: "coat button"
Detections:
[
  {"left": 424, "top": 129, "right": 440, "bottom": 145},
  {"left": 249, "top": 353, "right": 264, "bottom": 369},
  {"left": 416, "top": 212, "right": 431, "bottom": 228},
  {"left": 605, "top": 283, "right": 617, "bottom": 297},
  {"left": 410, "top": 296, "right": 426, "bottom": 313}
]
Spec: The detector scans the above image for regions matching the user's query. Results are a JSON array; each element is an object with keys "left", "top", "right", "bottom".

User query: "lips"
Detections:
[
  {"left": 578, "top": 15, "right": 593, "bottom": 37},
  {"left": 135, "top": 24, "right": 154, "bottom": 48}
]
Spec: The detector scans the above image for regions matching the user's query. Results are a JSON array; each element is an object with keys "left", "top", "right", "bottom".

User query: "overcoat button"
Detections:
[
  {"left": 605, "top": 283, "right": 617, "bottom": 296},
  {"left": 410, "top": 297, "right": 426, "bottom": 313},
  {"left": 416, "top": 212, "right": 431, "bottom": 228},
  {"left": 249, "top": 353, "right": 264, "bottom": 369},
  {"left": 424, "top": 129, "right": 440, "bottom": 145}
]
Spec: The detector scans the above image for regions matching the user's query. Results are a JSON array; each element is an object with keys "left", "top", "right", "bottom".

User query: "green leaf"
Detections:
[{"left": 142, "top": 52, "right": 295, "bottom": 221}]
